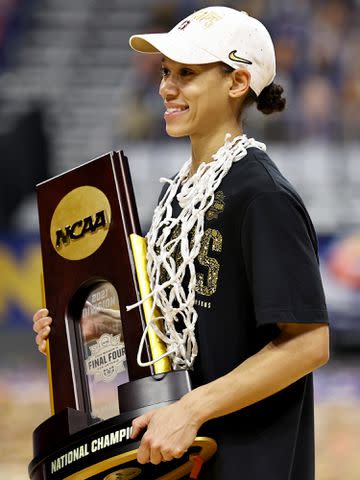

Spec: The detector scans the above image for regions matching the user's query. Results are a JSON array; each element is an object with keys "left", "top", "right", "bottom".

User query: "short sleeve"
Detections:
[{"left": 241, "top": 191, "right": 328, "bottom": 327}]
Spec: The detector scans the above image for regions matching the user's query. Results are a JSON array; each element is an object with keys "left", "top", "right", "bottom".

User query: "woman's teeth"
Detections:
[{"left": 166, "top": 107, "right": 188, "bottom": 113}]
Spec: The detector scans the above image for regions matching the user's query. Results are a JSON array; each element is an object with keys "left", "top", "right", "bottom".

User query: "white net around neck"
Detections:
[{"left": 127, "top": 133, "right": 266, "bottom": 369}]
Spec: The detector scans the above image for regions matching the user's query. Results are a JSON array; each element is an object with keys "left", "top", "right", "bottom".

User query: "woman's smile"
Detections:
[{"left": 164, "top": 101, "right": 189, "bottom": 120}]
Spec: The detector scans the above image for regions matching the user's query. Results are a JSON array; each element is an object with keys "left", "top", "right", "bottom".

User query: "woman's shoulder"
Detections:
[
  {"left": 225, "top": 146, "right": 303, "bottom": 208},
  {"left": 232, "top": 146, "right": 284, "bottom": 189}
]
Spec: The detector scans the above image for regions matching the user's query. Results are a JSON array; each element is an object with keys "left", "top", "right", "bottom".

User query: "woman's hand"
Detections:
[
  {"left": 33, "top": 308, "right": 52, "bottom": 355},
  {"left": 131, "top": 400, "right": 200, "bottom": 465},
  {"left": 32, "top": 306, "right": 122, "bottom": 355}
]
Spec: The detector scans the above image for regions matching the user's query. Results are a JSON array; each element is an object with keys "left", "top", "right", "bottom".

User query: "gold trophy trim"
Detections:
[
  {"left": 130, "top": 234, "right": 171, "bottom": 374},
  {"left": 41, "top": 271, "right": 55, "bottom": 415},
  {"left": 63, "top": 437, "right": 217, "bottom": 480}
]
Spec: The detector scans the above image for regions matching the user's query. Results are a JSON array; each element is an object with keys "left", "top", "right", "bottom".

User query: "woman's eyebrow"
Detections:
[{"left": 160, "top": 57, "right": 195, "bottom": 69}]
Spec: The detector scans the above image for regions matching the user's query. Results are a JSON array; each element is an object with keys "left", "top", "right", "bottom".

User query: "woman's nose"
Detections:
[{"left": 159, "top": 75, "right": 179, "bottom": 99}]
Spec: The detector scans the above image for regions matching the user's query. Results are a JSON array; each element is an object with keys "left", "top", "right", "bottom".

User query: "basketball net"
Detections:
[{"left": 127, "top": 133, "right": 266, "bottom": 369}]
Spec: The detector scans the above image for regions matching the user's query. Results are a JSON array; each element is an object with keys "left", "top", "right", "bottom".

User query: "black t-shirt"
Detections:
[{"left": 158, "top": 146, "right": 328, "bottom": 479}]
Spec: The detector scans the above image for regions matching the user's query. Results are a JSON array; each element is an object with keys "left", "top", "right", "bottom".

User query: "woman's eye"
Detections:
[
  {"left": 160, "top": 66, "right": 194, "bottom": 79},
  {"left": 160, "top": 67, "right": 170, "bottom": 78},
  {"left": 180, "top": 68, "right": 193, "bottom": 77}
]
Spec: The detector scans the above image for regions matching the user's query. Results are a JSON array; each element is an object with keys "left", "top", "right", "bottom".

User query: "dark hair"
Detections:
[
  {"left": 256, "top": 83, "right": 286, "bottom": 114},
  {"left": 219, "top": 63, "right": 286, "bottom": 115}
]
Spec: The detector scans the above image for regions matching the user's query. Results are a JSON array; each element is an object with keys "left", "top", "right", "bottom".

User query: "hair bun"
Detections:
[{"left": 257, "top": 83, "right": 286, "bottom": 114}]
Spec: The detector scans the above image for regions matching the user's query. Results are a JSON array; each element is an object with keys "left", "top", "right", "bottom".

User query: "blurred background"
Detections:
[{"left": 0, "top": 0, "right": 359, "bottom": 478}]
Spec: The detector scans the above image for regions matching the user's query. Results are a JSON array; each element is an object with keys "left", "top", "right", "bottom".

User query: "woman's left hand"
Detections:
[{"left": 131, "top": 400, "right": 199, "bottom": 465}]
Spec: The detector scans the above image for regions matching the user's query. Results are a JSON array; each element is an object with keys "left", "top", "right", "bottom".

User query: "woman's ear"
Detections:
[{"left": 229, "top": 68, "right": 251, "bottom": 99}]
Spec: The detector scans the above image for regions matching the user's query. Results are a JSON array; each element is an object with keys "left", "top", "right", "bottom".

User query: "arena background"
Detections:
[{"left": 0, "top": 0, "right": 359, "bottom": 478}]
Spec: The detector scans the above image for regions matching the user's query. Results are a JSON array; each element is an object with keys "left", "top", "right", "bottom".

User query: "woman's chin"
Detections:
[{"left": 165, "top": 125, "right": 189, "bottom": 138}]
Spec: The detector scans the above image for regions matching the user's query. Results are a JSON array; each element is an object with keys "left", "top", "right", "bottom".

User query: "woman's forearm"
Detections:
[{"left": 181, "top": 323, "right": 329, "bottom": 427}]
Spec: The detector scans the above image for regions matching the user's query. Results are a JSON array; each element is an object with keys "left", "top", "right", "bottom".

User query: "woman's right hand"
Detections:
[{"left": 33, "top": 308, "right": 52, "bottom": 355}]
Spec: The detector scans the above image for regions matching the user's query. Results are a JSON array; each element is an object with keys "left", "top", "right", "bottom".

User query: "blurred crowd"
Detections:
[
  {"left": 124, "top": 0, "right": 360, "bottom": 142},
  {"left": 0, "top": 0, "right": 29, "bottom": 70},
  {"left": 0, "top": 0, "right": 359, "bottom": 229}
]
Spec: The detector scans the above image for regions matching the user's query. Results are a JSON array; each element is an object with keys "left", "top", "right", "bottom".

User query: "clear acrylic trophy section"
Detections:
[{"left": 77, "top": 282, "right": 129, "bottom": 420}]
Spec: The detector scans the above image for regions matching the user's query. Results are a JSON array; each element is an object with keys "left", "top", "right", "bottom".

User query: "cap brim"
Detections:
[{"left": 129, "top": 32, "right": 220, "bottom": 65}]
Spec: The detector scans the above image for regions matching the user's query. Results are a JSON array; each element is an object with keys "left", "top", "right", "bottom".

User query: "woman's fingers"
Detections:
[
  {"left": 35, "top": 329, "right": 49, "bottom": 355},
  {"left": 33, "top": 310, "right": 52, "bottom": 334},
  {"left": 35, "top": 325, "right": 50, "bottom": 344},
  {"left": 33, "top": 308, "right": 49, "bottom": 323},
  {"left": 33, "top": 316, "right": 52, "bottom": 334},
  {"left": 38, "top": 339, "right": 47, "bottom": 355},
  {"left": 33, "top": 308, "right": 52, "bottom": 355}
]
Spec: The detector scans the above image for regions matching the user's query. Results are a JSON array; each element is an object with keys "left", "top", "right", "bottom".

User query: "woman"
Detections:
[{"left": 33, "top": 6, "right": 329, "bottom": 479}]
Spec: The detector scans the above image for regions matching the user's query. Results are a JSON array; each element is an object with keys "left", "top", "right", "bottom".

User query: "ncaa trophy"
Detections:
[{"left": 28, "top": 150, "right": 217, "bottom": 480}]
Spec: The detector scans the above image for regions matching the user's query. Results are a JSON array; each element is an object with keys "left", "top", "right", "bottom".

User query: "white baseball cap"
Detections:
[{"left": 129, "top": 6, "right": 276, "bottom": 96}]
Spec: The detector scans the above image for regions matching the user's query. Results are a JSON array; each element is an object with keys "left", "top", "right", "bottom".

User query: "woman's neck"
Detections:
[{"left": 189, "top": 126, "right": 243, "bottom": 176}]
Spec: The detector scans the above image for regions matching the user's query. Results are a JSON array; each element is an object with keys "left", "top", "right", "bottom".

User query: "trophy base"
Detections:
[
  {"left": 29, "top": 371, "right": 217, "bottom": 479},
  {"left": 59, "top": 436, "right": 216, "bottom": 480}
]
